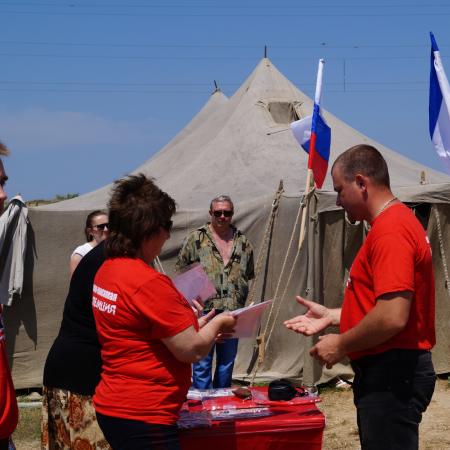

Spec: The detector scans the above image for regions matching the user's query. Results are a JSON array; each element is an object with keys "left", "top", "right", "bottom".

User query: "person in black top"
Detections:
[{"left": 41, "top": 241, "right": 111, "bottom": 449}]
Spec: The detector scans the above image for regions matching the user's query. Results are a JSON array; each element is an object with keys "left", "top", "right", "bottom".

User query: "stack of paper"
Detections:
[
  {"left": 172, "top": 263, "right": 216, "bottom": 305},
  {"left": 229, "top": 300, "right": 273, "bottom": 338}
]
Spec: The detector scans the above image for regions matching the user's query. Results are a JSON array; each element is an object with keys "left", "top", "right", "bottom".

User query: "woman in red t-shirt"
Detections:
[
  {"left": 92, "top": 174, "right": 236, "bottom": 450},
  {"left": 0, "top": 306, "right": 18, "bottom": 450}
]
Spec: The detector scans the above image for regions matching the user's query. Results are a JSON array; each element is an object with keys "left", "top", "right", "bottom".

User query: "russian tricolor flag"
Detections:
[
  {"left": 429, "top": 32, "right": 450, "bottom": 172},
  {"left": 290, "top": 59, "right": 331, "bottom": 189}
]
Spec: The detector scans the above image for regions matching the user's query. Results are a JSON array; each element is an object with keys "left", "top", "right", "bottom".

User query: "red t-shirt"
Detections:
[
  {"left": 340, "top": 203, "right": 435, "bottom": 360},
  {"left": 92, "top": 257, "right": 198, "bottom": 425},
  {"left": 0, "top": 307, "right": 18, "bottom": 439}
]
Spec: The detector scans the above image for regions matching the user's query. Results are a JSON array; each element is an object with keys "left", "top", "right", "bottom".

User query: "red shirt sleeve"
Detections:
[
  {"left": 369, "top": 232, "right": 415, "bottom": 299},
  {"left": 130, "top": 273, "right": 197, "bottom": 340}
]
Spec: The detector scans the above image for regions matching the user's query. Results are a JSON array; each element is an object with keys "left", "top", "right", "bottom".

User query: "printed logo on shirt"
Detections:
[
  {"left": 93, "top": 284, "right": 118, "bottom": 302},
  {"left": 92, "top": 284, "right": 119, "bottom": 315}
]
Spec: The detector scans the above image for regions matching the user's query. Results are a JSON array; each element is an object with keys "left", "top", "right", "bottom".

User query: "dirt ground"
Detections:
[
  {"left": 318, "top": 377, "right": 450, "bottom": 449},
  {"left": 12, "top": 377, "right": 450, "bottom": 450}
]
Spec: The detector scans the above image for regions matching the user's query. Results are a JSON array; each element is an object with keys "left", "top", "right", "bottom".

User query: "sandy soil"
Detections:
[{"left": 318, "top": 377, "right": 450, "bottom": 449}]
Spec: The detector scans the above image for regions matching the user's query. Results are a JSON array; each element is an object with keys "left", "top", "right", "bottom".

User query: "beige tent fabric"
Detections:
[
  {"left": 234, "top": 189, "right": 450, "bottom": 384},
  {"left": 427, "top": 204, "right": 450, "bottom": 374},
  {"left": 7, "top": 58, "right": 450, "bottom": 388},
  {"left": 39, "top": 58, "right": 449, "bottom": 212}
]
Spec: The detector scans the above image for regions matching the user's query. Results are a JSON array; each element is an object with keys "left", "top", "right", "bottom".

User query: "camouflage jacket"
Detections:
[{"left": 176, "top": 224, "right": 254, "bottom": 311}]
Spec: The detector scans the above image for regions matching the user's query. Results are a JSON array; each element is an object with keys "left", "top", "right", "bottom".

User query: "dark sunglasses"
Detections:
[
  {"left": 93, "top": 223, "right": 109, "bottom": 231},
  {"left": 162, "top": 220, "right": 173, "bottom": 232},
  {"left": 212, "top": 210, "right": 233, "bottom": 218}
]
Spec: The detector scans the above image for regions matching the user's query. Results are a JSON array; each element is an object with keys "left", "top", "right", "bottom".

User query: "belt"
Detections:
[{"left": 351, "top": 349, "right": 429, "bottom": 372}]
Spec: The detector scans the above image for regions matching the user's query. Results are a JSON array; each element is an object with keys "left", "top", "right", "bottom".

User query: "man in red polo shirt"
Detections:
[{"left": 285, "top": 144, "right": 436, "bottom": 450}]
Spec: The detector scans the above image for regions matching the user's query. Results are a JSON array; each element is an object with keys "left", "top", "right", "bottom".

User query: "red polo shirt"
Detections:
[
  {"left": 340, "top": 203, "right": 435, "bottom": 360},
  {"left": 0, "top": 306, "right": 18, "bottom": 439},
  {"left": 93, "top": 257, "right": 197, "bottom": 425}
]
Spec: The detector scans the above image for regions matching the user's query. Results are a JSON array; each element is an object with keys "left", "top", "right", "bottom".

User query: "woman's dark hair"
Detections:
[
  {"left": 84, "top": 210, "right": 107, "bottom": 242},
  {"left": 105, "top": 174, "right": 176, "bottom": 258}
]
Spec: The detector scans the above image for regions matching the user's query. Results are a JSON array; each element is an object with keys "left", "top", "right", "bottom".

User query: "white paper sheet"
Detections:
[
  {"left": 229, "top": 299, "right": 273, "bottom": 338},
  {"left": 172, "top": 262, "right": 217, "bottom": 306}
]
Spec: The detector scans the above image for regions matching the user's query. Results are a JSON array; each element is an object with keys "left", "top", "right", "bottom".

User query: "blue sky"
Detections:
[{"left": 1, "top": 1, "right": 450, "bottom": 200}]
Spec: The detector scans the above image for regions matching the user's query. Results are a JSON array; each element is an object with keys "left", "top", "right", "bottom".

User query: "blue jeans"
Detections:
[
  {"left": 351, "top": 349, "right": 435, "bottom": 450},
  {"left": 192, "top": 338, "right": 239, "bottom": 389}
]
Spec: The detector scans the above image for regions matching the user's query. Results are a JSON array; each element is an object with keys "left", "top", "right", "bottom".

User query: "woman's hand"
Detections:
[
  {"left": 191, "top": 297, "right": 219, "bottom": 329},
  {"left": 191, "top": 296, "right": 204, "bottom": 318},
  {"left": 213, "top": 312, "right": 237, "bottom": 342},
  {"left": 198, "top": 309, "right": 215, "bottom": 328},
  {"left": 162, "top": 312, "right": 237, "bottom": 363},
  {"left": 215, "top": 312, "right": 237, "bottom": 333}
]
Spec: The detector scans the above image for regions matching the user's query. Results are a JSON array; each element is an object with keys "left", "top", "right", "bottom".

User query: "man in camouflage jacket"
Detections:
[{"left": 176, "top": 195, "right": 254, "bottom": 389}]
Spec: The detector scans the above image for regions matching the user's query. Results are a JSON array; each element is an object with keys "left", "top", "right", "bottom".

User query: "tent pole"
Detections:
[
  {"left": 249, "top": 192, "right": 305, "bottom": 385},
  {"left": 298, "top": 169, "right": 313, "bottom": 249},
  {"left": 245, "top": 182, "right": 284, "bottom": 380}
]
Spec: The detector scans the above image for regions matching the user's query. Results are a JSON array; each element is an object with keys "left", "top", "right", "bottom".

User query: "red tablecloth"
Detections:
[{"left": 179, "top": 388, "right": 325, "bottom": 450}]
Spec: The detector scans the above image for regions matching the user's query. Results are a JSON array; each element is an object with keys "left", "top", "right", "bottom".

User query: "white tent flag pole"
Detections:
[
  {"left": 298, "top": 59, "right": 325, "bottom": 249},
  {"left": 314, "top": 59, "right": 324, "bottom": 105}
]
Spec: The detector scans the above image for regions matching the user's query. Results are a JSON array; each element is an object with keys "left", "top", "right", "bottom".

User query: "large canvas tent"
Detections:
[{"left": 6, "top": 58, "right": 450, "bottom": 389}]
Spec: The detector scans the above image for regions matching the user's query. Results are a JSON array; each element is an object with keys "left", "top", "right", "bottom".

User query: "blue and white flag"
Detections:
[{"left": 429, "top": 32, "right": 450, "bottom": 172}]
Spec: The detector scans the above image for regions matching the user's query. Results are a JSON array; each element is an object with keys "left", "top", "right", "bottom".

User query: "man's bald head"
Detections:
[{"left": 332, "top": 144, "right": 390, "bottom": 188}]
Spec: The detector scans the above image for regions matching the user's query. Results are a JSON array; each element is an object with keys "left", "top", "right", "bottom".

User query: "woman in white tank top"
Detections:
[{"left": 70, "top": 210, "right": 109, "bottom": 275}]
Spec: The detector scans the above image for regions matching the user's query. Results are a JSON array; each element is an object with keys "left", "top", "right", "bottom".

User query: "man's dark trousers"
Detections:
[{"left": 351, "top": 349, "right": 435, "bottom": 450}]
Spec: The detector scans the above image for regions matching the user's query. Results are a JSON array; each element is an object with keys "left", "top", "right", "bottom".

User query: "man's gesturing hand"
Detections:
[
  {"left": 284, "top": 296, "right": 333, "bottom": 336},
  {"left": 310, "top": 334, "right": 346, "bottom": 369}
]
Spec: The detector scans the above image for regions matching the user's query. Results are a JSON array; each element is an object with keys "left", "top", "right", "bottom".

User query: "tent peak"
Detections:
[
  {"left": 212, "top": 79, "right": 221, "bottom": 94},
  {"left": 257, "top": 56, "right": 272, "bottom": 67}
]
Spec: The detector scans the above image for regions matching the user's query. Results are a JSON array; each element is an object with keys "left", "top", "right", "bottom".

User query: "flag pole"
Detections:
[
  {"left": 298, "top": 169, "right": 313, "bottom": 248},
  {"left": 299, "top": 59, "right": 325, "bottom": 249}
]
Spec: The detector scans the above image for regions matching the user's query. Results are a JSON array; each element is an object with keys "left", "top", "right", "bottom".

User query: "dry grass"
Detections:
[
  {"left": 12, "top": 406, "right": 41, "bottom": 450},
  {"left": 318, "top": 377, "right": 450, "bottom": 450},
  {"left": 317, "top": 385, "right": 361, "bottom": 449}
]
